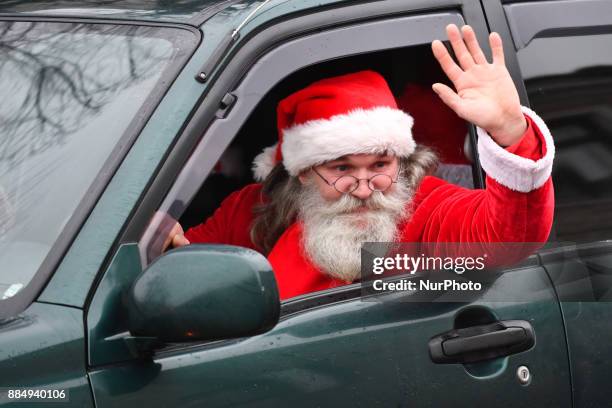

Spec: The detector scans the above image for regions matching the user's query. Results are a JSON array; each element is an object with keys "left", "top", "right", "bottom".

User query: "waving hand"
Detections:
[{"left": 431, "top": 24, "right": 527, "bottom": 147}]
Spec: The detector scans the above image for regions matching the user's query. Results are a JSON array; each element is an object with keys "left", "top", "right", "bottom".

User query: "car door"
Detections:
[
  {"left": 486, "top": 0, "right": 612, "bottom": 406},
  {"left": 86, "top": 1, "right": 571, "bottom": 407}
]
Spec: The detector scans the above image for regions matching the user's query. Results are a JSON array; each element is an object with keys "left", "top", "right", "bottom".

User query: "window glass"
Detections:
[
  {"left": 517, "top": 33, "right": 612, "bottom": 242},
  {"left": 0, "top": 21, "right": 194, "bottom": 300}
]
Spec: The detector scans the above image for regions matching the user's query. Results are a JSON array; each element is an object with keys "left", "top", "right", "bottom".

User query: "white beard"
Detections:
[{"left": 298, "top": 177, "right": 415, "bottom": 282}]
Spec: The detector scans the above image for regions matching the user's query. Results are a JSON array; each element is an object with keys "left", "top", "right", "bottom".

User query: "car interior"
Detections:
[{"left": 179, "top": 44, "right": 476, "bottom": 232}]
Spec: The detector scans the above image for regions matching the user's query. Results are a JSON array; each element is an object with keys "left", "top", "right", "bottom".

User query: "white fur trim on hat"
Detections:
[
  {"left": 252, "top": 144, "right": 278, "bottom": 181},
  {"left": 477, "top": 106, "right": 555, "bottom": 193},
  {"left": 281, "top": 107, "right": 415, "bottom": 176}
]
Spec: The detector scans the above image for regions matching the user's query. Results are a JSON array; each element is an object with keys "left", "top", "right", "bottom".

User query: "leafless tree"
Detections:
[{"left": 0, "top": 20, "right": 171, "bottom": 165}]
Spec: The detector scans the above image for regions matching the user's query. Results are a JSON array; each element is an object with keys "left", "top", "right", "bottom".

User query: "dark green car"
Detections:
[{"left": 1, "top": 0, "right": 612, "bottom": 406}]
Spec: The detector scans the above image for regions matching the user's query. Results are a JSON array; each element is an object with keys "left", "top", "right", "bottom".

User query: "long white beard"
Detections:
[{"left": 298, "top": 177, "right": 415, "bottom": 282}]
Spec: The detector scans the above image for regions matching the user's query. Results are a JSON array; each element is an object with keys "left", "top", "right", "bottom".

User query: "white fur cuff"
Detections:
[{"left": 477, "top": 106, "right": 555, "bottom": 193}]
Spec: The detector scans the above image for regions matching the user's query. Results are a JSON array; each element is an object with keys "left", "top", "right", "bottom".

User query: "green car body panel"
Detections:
[
  {"left": 542, "top": 250, "right": 612, "bottom": 408},
  {"left": 87, "top": 244, "right": 145, "bottom": 367},
  {"left": 0, "top": 303, "right": 93, "bottom": 407}
]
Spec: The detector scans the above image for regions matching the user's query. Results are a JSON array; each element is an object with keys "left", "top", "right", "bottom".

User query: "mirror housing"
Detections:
[{"left": 126, "top": 245, "right": 280, "bottom": 342}]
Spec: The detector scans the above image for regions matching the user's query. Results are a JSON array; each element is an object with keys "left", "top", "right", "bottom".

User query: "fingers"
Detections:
[
  {"left": 432, "top": 83, "right": 463, "bottom": 115},
  {"left": 172, "top": 233, "right": 190, "bottom": 248},
  {"left": 169, "top": 222, "right": 190, "bottom": 248},
  {"left": 432, "top": 24, "right": 491, "bottom": 82},
  {"left": 489, "top": 31, "right": 505, "bottom": 65},
  {"left": 162, "top": 222, "right": 190, "bottom": 252},
  {"left": 461, "top": 25, "right": 487, "bottom": 64},
  {"left": 446, "top": 24, "right": 475, "bottom": 70},
  {"left": 431, "top": 40, "right": 462, "bottom": 84}
]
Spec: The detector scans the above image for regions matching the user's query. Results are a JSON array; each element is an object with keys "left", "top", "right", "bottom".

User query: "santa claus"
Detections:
[{"left": 163, "top": 24, "right": 555, "bottom": 300}]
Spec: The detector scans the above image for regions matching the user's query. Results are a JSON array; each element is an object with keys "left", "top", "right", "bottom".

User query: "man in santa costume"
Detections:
[{"left": 163, "top": 25, "right": 554, "bottom": 300}]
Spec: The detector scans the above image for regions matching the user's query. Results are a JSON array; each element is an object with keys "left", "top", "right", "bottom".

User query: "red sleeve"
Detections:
[
  {"left": 504, "top": 115, "right": 545, "bottom": 159},
  {"left": 184, "top": 183, "right": 264, "bottom": 250},
  {"left": 404, "top": 108, "right": 555, "bottom": 247}
]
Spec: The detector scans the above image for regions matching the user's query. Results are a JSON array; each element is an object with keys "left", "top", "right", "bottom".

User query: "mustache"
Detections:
[
  {"left": 324, "top": 192, "right": 389, "bottom": 214},
  {"left": 301, "top": 179, "right": 412, "bottom": 218}
]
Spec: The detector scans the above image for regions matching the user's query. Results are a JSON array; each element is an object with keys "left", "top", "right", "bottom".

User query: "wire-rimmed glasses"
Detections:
[{"left": 311, "top": 166, "right": 400, "bottom": 194}]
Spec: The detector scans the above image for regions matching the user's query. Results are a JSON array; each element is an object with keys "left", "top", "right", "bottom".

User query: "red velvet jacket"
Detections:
[{"left": 185, "top": 108, "right": 555, "bottom": 300}]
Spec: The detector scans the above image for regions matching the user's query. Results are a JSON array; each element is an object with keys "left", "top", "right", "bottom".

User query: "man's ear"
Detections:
[{"left": 298, "top": 170, "right": 309, "bottom": 185}]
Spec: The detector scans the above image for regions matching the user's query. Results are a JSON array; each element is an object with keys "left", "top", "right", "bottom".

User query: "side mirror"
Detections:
[{"left": 126, "top": 245, "right": 280, "bottom": 342}]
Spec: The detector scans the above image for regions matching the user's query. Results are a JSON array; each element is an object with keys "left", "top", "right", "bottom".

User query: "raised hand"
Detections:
[{"left": 431, "top": 24, "right": 527, "bottom": 147}]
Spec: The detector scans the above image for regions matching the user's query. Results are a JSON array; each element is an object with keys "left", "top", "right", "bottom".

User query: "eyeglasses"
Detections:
[{"left": 311, "top": 166, "right": 400, "bottom": 194}]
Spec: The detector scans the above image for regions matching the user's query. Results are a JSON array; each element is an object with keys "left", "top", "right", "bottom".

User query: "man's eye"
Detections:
[
  {"left": 374, "top": 161, "right": 389, "bottom": 169},
  {"left": 334, "top": 165, "right": 350, "bottom": 172}
]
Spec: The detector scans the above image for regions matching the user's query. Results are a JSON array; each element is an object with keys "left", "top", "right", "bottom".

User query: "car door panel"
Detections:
[{"left": 88, "top": 263, "right": 570, "bottom": 407}]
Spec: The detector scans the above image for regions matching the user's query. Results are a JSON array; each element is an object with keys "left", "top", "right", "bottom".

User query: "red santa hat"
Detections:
[{"left": 252, "top": 70, "right": 416, "bottom": 180}]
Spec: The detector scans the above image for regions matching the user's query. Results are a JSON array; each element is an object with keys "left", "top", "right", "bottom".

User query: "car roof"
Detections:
[{"left": 0, "top": 0, "right": 238, "bottom": 25}]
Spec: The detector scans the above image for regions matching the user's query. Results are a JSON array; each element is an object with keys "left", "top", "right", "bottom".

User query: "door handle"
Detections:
[{"left": 429, "top": 320, "right": 535, "bottom": 364}]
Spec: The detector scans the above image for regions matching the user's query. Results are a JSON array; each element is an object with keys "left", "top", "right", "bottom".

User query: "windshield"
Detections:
[{"left": 0, "top": 21, "right": 195, "bottom": 301}]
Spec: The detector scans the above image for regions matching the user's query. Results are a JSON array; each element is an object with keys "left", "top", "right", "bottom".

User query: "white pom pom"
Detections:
[{"left": 252, "top": 144, "right": 278, "bottom": 181}]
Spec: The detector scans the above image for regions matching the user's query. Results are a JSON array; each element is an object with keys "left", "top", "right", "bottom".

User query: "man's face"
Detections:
[
  {"left": 298, "top": 153, "right": 400, "bottom": 202},
  {"left": 296, "top": 153, "right": 412, "bottom": 282}
]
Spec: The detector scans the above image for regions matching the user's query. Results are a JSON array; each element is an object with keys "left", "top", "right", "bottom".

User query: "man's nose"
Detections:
[{"left": 350, "top": 179, "right": 373, "bottom": 200}]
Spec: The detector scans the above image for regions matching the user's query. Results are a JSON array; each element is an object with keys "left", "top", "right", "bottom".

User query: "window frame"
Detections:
[
  {"left": 121, "top": 1, "right": 492, "bottom": 317},
  {"left": 503, "top": 0, "right": 612, "bottom": 51}
]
